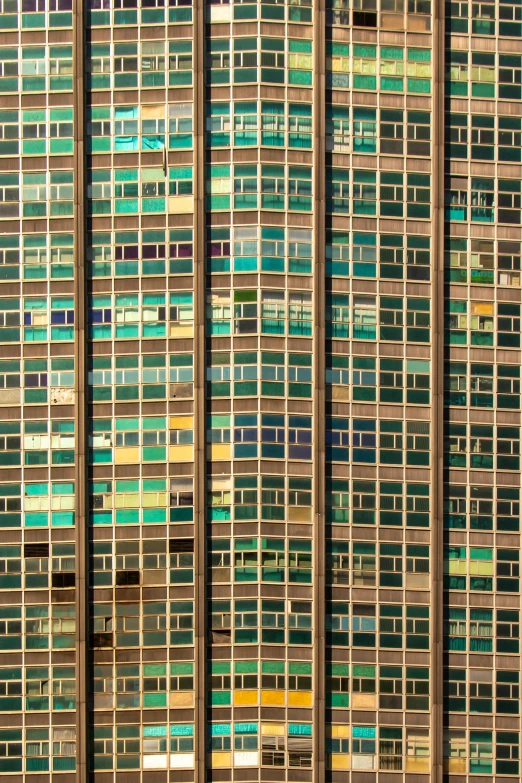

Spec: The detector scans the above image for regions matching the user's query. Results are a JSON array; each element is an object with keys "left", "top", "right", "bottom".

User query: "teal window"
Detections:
[
  {"left": 142, "top": 664, "right": 167, "bottom": 708},
  {"left": 169, "top": 102, "right": 193, "bottom": 149},
  {"left": 446, "top": 112, "right": 468, "bottom": 159},
  {"left": 261, "top": 164, "right": 284, "bottom": 210},
  {"left": 353, "top": 44, "right": 377, "bottom": 91},
  {"left": 407, "top": 484, "right": 430, "bottom": 527},
  {"left": 234, "top": 100, "right": 257, "bottom": 146},
  {"left": 352, "top": 356, "right": 376, "bottom": 401},
  {"left": 142, "top": 725, "right": 167, "bottom": 762},
  {"left": 326, "top": 104, "right": 349, "bottom": 153},
  {"left": 326, "top": 168, "right": 349, "bottom": 214},
  {"left": 209, "top": 661, "right": 231, "bottom": 705},
  {"left": 235, "top": 37, "right": 258, "bottom": 83},
  {"left": 353, "top": 107, "right": 377, "bottom": 155},
  {"left": 471, "top": 51, "right": 495, "bottom": 98},
  {"left": 234, "top": 720, "right": 258, "bottom": 751},
  {"left": 469, "top": 608, "right": 493, "bottom": 652},
  {"left": 261, "top": 100, "right": 284, "bottom": 145},
  {"left": 207, "top": 227, "right": 230, "bottom": 273},
  {"left": 380, "top": 234, "right": 404, "bottom": 280},
  {"left": 471, "top": 114, "right": 494, "bottom": 161},
  {"left": 379, "top": 296, "right": 404, "bottom": 340},
  {"left": 288, "top": 599, "right": 312, "bottom": 645},
  {"left": 470, "top": 732, "right": 493, "bottom": 773},
  {"left": 0, "top": 110, "right": 19, "bottom": 157},
  {"left": 288, "top": 227, "right": 312, "bottom": 274},
  {"left": 170, "top": 724, "right": 194, "bottom": 753},
  {"left": 407, "top": 48, "right": 431, "bottom": 93},
  {"left": 0, "top": 47, "right": 19, "bottom": 93},
  {"left": 353, "top": 233, "right": 376, "bottom": 277},
  {"left": 235, "top": 599, "right": 258, "bottom": 643},
  {"left": 380, "top": 46, "right": 404, "bottom": 91},
  {"left": 326, "top": 293, "right": 349, "bottom": 338},
  {"left": 0, "top": 729, "right": 22, "bottom": 772},
  {"left": 114, "top": 43, "right": 138, "bottom": 88},
  {"left": 169, "top": 166, "right": 193, "bottom": 198},
  {"left": 259, "top": 226, "right": 284, "bottom": 273},
  {"left": 114, "top": 105, "right": 138, "bottom": 151},
  {"left": 326, "top": 42, "right": 350, "bottom": 89},
  {"left": 209, "top": 723, "right": 231, "bottom": 751},
  {"left": 49, "top": 45, "right": 73, "bottom": 90},
  {"left": 353, "top": 296, "right": 376, "bottom": 339},
  {"left": 353, "top": 170, "right": 376, "bottom": 215},
  {"left": 326, "top": 478, "right": 349, "bottom": 524},
  {"left": 169, "top": 40, "right": 193, "bottom": 86},
  {"left": 26, "top": 728, "right": 49, "bottom": 772},
  {"left": 499, "top": 115, "right": 522, "bottom": 163},
  {"left": 379, "top": 357, "right": 403, "bottom": 403},
  {"left": 86, "top": 44, "right": 110, "bottom": 90},
  {"left": 288, "top": 39, "right": 312, "bottom": 85},
  {"left": 407, "top": 359, "right": 430, "bottom": 404},
  {"left": 380, "top": 172, "right": 403, "bottom": 218},
  {"left": 326, "top": 417, "right": 349, "bottom": 462},
  {"left": 472, "top": 0, "right": 495, "bottom": 33},
  {"left": 326, "top": 601, "right": 349, "bottom": 646},
  {"left": 326, "top": 229, "right": 349, "bottom": 276},
  {"left": 116, "top": 724, "right": 139, "bottom": 770},
  {"left": 446, "top": 50, "right": 468, "bottom": 95},
  {"left": 206, "top": 164, "right": 231, "bottom": 210},
  {"left": 407, "top": 173, "right": 430, "bottom": 219},
  {"left": 499, "top": 54, "right": 522, "bottom": 101},
  {"left": 207, "top": 102, "right": 230, "bottom": 147},
  {"left": 288, "top": 103, "right": 312, "bottom": 148},
  {"left": 352, "top": 420, "right": 376, "bottom": 463},
  {"left": 207, "top": 39, "right": 230, "bottom": 84},
  {"left": 288, "top": 353, "right": 311, "bottom": 396}
]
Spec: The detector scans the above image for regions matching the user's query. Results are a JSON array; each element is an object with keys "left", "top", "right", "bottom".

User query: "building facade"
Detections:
[{"left": 0, "top": 0, "right": 520, "bottom": 780}]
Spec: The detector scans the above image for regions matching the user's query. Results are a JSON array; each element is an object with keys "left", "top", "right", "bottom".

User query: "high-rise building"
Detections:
[{"left": 0, "top": 0, "right": 521, "bottom": 780}]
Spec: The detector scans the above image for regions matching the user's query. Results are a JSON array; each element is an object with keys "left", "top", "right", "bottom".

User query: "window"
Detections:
[
  {"left": 469, "top": 731, "right": 492, "bottom": 774},
  {"left": 352, "top": 726, "right": 376, "bottom": 769},
  {"left": 379, "top": 666, "right": 403, "bottom": 710},
  {"left": 496, "top": 732, "right": 520, "bottom": 776},
  {"left": 379, "top": 728, "right": 402, "bottom": 770},
  {"left": 406, "top": 729, "right": 429, "bottom": 772}
]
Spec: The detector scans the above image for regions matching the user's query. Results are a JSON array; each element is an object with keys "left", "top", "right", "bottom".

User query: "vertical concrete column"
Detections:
[
  {"left": 431, "top": 0, "right": 445, "bottom": 780},
  {"left": 73, "top": 0, "right": 87, "bottom": 778},
  {"left": 313, "top": 0, "right": 326, "bottom": 779},
  {"left": 193, "top": 0, "right": 207, "bottom": 779}
]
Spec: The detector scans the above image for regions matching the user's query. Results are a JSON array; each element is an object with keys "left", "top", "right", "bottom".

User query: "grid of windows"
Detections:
[{"left": 0, "top": 0, "right": 519, "bottom": 778}]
